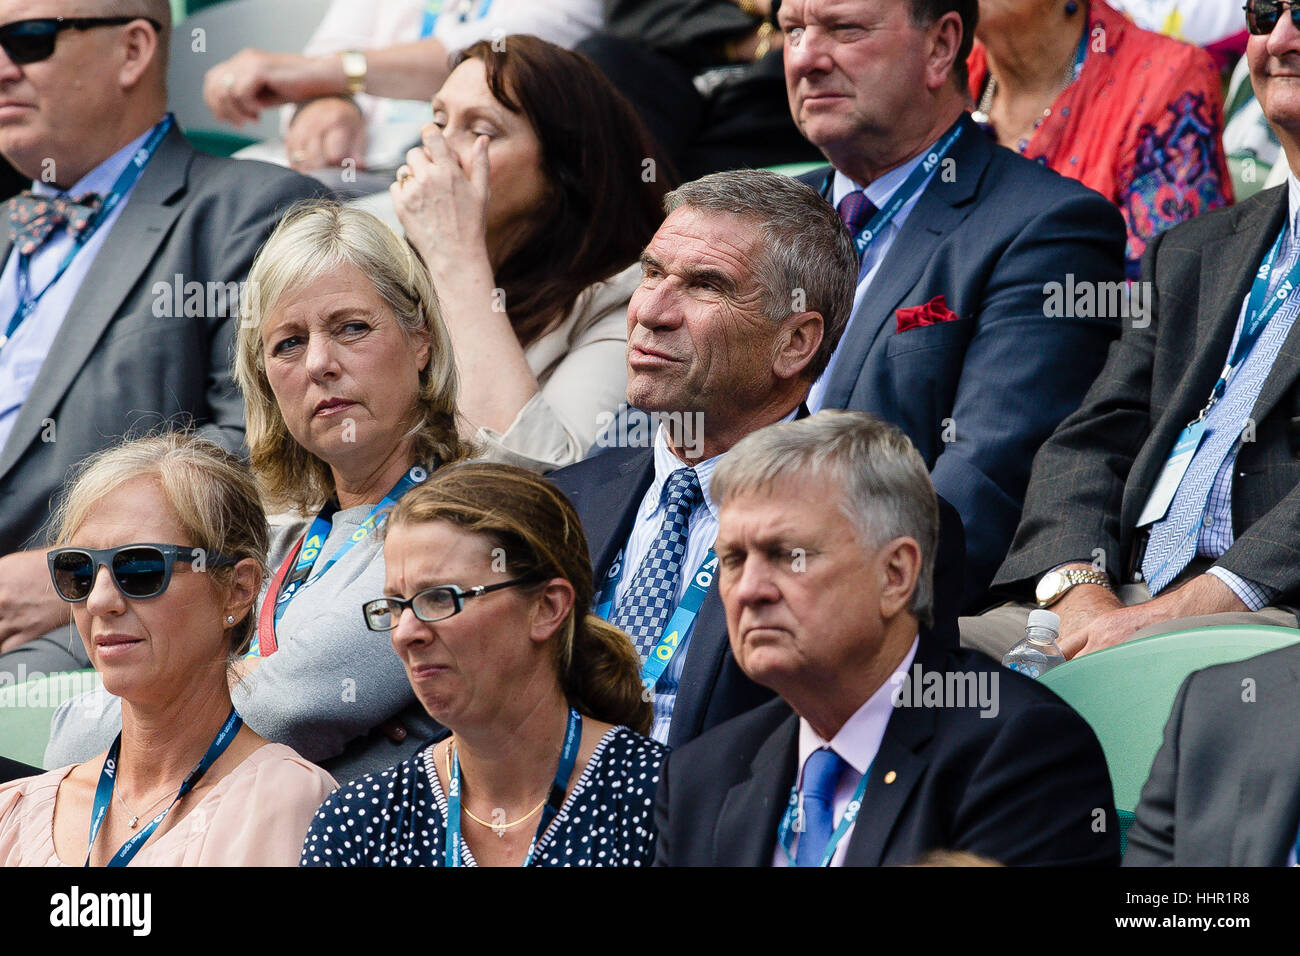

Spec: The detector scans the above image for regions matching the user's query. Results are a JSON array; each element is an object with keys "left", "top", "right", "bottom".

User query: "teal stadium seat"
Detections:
[
  {"left": 166, "top": 0, "right": 333, "bottom": 156},
  {"left": 1038, "top": 624, "right": 1300, "bottom": 855},
  {"left": 0, "top": 671, "right": 103, "bottom": 769}
]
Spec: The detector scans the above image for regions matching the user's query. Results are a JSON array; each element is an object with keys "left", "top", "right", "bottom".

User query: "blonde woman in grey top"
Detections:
[{"left": 46, "top": 202, "right": 466, "bottom": 784}]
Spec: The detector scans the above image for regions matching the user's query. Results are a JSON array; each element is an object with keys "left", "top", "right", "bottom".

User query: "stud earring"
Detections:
[
  {"left": 1065, "top": 1, "right": 1079, "bottom": 14},
  {"left": 226, "top": 615, "right": 235, "bottom": 624}
]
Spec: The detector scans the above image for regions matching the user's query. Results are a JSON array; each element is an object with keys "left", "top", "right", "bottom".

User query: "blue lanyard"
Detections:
[
  {"left": 1192, "top": 227, "right": 1300, "bottom": 424},
  {"left": 2, "top": 114, "right": 173, "bottom": 352},
  {"left": 444, "top": 706, "right": 581, "bottom": 867},
  {"left": 86, "top": 707, "right": 241, "bottom": 867},
  {"left": 270, "top": 465, "right": 429, "bottom": 630},
  {"left": 595, "top": 548, "right": 717, "bottom": 690},
  {"left": 775, "top": 757, "right": 873, "bottom": 867},
  {"left": 819, "top": 121, "right": 964, "bottom": 258}
]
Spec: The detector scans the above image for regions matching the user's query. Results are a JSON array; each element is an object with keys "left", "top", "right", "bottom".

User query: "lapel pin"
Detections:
[{"left": 884, "top": 771, "right": 897, "bottom": 785}]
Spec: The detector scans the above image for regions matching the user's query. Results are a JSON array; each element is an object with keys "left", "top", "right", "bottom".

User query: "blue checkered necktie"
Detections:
[
  {"left": 610, "top": 467, "right": 703, "bottom": 657},
  {"left": 796, "top": 747, "right": 847, "bottom": 867}
]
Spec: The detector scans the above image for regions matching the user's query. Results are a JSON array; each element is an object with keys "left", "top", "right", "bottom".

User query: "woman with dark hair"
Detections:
[
  {"left": 301, "top": 462, "right": 665, "bottom": 867},
  {"left": 392, "top": 35, "right": 675, "bottom": 473}
]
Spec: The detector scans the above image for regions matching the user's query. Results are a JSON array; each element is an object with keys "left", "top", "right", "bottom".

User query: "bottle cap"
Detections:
[{"left": 1027, "top": 608, "right": 1061, "bottom": 633}]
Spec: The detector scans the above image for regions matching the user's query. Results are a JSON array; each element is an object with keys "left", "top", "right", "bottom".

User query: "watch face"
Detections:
[{"left": 1035, "top": 570, "right": 1064, "bottom": 605}]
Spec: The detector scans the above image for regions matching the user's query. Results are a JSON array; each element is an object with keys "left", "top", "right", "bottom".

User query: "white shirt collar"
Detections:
[
  {"left": 831, "top": 147, "right": 933, "bottom": 211},
  {"left": 797, "top": 636, "right": 919, "bottom": 779}
]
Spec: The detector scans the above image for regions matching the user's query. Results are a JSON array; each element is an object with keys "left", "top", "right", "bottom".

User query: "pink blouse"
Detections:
[{"left": 0, "top": 744, "right": 337, "bottom": 866}]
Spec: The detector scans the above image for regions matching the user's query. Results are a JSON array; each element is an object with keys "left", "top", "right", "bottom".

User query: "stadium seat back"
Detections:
[
  {"left": 167, "top": 0, "right": 334, "bottom": 151},
  {"left": 1039, "top": 625, "right": 1300, "bottom": 822},
  {"left": 0, "top": 671, "right": 103, "bottom": 769}
]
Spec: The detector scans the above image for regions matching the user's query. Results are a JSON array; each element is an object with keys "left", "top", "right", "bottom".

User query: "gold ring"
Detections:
[{"left": 397, "top": 169, "right": 413, "bottom": 186}]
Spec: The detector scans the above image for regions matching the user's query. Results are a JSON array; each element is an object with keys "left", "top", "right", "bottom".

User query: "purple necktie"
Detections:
[{"left": 837, "top": 189, "right": 878, "bottom": 238}]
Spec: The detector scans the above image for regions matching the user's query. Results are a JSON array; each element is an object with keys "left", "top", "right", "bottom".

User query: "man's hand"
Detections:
[
  {"left": 0, "top": 549, "right": 68, "bottom": 654},
  {"left": 285, "top": 97, "right": 367, "bottom": 171},
  {"left": 203, "top": 49, "right": 346, "bottom": 127},
  {"left": 1057, "top": 573, "right": 1248, "bottom": 659}
]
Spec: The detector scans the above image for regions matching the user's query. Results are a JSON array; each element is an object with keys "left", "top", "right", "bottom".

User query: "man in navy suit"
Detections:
[
  {"left": 551, "top": 169, "right": 966, "bottom": 749},
  {"left": 653, "top": 411, "right": 1118, "bottom": 867},
  {"left": 781, "top": 0, "right": 1126, "bottom": 612}
]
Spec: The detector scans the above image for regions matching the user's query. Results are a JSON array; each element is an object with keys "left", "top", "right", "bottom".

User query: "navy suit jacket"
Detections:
[
  {"left": 652, "top": 637, "right": 1120, "bottom": 866},
  {"left": 550, "top": 444, "right": 965, "bottom": 750},
  {"left": 798, "top": 114, "right": 1126, "bottom": 612}
]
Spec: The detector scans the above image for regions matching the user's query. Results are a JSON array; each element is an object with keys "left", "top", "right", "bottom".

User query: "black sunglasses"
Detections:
[
  {"left": 0, "top": 16, "right": 162, "bottom": 65},
  {"left": 362, "top": 576, "right": 539, "bottom": 631},
  {"left": 1245, "top": 0, "right": 1300, "bottom": 34},
  {"left": 48, "top": 544, "right": 235, "bottom": 603}
]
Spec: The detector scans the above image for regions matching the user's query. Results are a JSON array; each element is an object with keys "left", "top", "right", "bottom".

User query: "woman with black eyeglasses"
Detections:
[
  {"left": 301, "top": 463, "right": 665, "bottom": 867},
  {"left": 0, "top": 433, "right": 335, "bottom": 866}
]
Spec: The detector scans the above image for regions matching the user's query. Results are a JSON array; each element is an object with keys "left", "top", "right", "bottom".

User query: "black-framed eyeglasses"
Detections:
[
  {"left": 0, "top": 16, "right": 162, "bottom": 65},
  {"left": 48, "top": 544, "right": 235, "bottom": 603},
  {"left": 362, "top": 576, "right": 539, "bottom": 631},
  {"left": 1245, "top": 0, "right": 1300, "bottom": 34}
]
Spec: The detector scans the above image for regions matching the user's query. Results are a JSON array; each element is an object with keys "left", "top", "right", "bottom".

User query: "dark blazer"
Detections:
[
  {"left": 799, "top": 114, "right": 1126, "bottom": 612},
  {"left": 0, "top": 127, "right": 329, "bottom": 555},
  {"left": 550, "top": 443, "right": 966, "bottom": 749},
  {"left": 1125, "top": 642, "right": 1300, "bottom": 865},
  {"left": 653, "top": 638, "right": 1120, "bottom": 866},
  {"left": 995, "top": 185, "right": 1300, "bottom": 599}
]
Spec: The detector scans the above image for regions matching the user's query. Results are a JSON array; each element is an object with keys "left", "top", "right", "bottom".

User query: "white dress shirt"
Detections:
[
  {"left": 773, "top": 636, "right": 919, "bottom": 867},
  {"left": 806, "top": 148, "right": 941, "bottom": 412},
  {"left": 0, "top": 126, "right": 154, "bottom": 452}
]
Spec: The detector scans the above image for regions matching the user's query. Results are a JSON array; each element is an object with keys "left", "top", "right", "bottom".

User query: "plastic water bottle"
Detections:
[{"left": 1002, "top": 609, "right": 1065, "bottom": 678}]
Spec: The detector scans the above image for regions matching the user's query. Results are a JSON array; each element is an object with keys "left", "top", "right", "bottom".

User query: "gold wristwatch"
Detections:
[
  {"left": 341, "top": 50, "right": 367, "bottom": 95},
  {"left": 1035, "top": 568, "right": 1113, "bottom": 608}
]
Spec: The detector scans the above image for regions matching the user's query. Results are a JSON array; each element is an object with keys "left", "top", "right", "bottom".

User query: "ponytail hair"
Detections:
[{"left": 386, "top": 462, "right": 652, "bottom": 734}]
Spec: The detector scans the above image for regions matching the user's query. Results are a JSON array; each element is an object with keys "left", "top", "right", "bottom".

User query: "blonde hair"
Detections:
[
  {"left": 234, "top": 200, "right": 467, "bottom": 512},
  {"left": 386, "top": 463, "right": 652, "bottom": 734},
  {"left": 50, "top": 431, "right": 268, "bottom": 657}
]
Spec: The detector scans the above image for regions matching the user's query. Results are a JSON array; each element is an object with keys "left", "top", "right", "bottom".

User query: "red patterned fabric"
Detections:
[
  {"left": 968, "top": 0, "right": 1232, "bottom": 279},
  {"left": 5, "top": 190, "right": 103, "bottom": 256},
  {"left": 896, "top": 295, "right": 959, "bottom": 334}
]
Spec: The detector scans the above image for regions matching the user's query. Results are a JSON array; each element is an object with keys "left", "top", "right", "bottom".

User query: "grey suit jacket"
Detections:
[
  {"left": 1125, "top": 642, "right": 1300, "bottom": 865},
  {"left": 995, "top": 185, "right": 1300, "bottom": 598},
  {"left": 0, "top": 126, "right": 329, "bottom": 555}
]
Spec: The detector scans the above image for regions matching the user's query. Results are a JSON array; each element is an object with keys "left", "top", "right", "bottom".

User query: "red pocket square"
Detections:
[{"left": 896, "top": 295, "right": 958, "bottom": 334}]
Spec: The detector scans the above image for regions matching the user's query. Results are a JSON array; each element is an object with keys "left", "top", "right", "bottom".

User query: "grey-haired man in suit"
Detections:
[
  {"left": 0, "top": 0, "right": 327, "bottom": 679},
  {"left": 963, "top": 4, "right": 1300, "bottom": 661}
]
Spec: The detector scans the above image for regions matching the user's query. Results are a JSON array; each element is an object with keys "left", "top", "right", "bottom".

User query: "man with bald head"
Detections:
[{"left": 0, "top": 1, "right": 327, "bottom": 681}]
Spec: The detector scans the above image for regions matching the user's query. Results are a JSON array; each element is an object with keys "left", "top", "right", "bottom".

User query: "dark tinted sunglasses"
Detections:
[
  {"left": 1246, "top": 0, "right": 1300, "bottom": 34},
  {"left": 48, "top": 544, "right": 235, "bottom": 602},
  {"left": 362, "top": 576, "right": 539, "bottom": 631},
  {"left": 0, "top": 16, "right": 162, "bottom": 65}
]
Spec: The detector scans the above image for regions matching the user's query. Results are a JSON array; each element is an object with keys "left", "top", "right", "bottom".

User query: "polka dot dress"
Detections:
[{"left": 300, "top": 726, "right": 665, "bottom": 867}]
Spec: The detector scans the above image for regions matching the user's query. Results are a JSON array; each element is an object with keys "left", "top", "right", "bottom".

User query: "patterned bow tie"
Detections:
[{"left": 6, "top": 191, "right": 104, "bottom": 256}]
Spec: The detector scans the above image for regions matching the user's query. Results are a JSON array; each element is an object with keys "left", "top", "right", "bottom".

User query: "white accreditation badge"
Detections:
[{"left": 1136, "top": 420, "right": 1207, "bottom": 528}]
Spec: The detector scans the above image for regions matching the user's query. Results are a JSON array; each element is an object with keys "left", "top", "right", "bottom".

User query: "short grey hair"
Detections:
[
  {"left": 665, "top": 170, "right": 856, "bottom": 383},
  {"left": 711, "top": 410, "right": 938, "bottom": 627}
]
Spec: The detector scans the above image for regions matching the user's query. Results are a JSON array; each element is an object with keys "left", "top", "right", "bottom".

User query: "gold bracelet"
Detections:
[
  {"left": 737, "top": 0, "right": 763, "bottom": 16},
  {"left": 753, "top": 21, "right": 775, "bottom": 60}
]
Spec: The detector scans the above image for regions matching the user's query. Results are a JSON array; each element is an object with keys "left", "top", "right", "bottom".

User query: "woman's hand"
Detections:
[{"left": 391, "top": 124, "right": 492, "bottom": 277}]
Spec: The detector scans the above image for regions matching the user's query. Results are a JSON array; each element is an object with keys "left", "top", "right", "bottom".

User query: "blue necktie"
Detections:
[
  {"left": 611, "top": 467, "right": 702, "bottom": 658},
  {"left": 796, "top": 747, "right": 847, "bottom": 867}
]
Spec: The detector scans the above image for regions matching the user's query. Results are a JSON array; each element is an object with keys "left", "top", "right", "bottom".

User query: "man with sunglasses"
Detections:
[
  {"left": 0, "top": 1, "right": 328, "bottom": 682},
  {"left": 963, "top": 0, "right": 1300, "bottom": 661}
]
